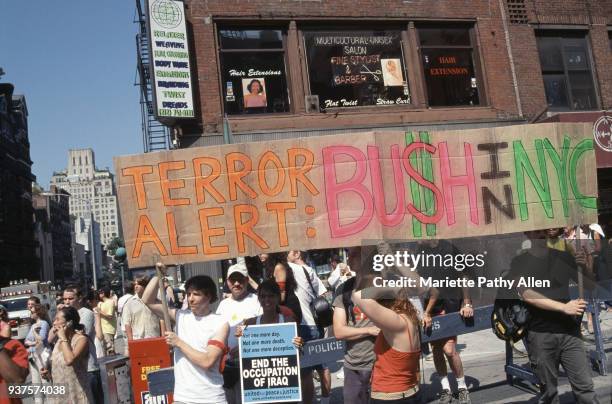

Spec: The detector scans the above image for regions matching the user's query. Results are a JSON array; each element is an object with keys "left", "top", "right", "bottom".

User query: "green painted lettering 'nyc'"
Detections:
[{"left": 513, "top": 136, "right": 596, "bottom": 221}]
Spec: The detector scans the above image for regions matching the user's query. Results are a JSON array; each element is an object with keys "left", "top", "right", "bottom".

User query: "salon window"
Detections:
[
  {"left": 418, "top": 26, "right": 481, "bottom": 107},
  {"left": 303, "top": 30, "right": 410, "bottom": 110},
  {"left": 218, "top": 28, "right": 291, "bottom": 115}
]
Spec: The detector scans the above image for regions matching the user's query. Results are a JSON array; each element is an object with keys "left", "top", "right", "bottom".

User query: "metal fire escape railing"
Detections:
[{"left": 135, "top": 0, "right": 172, "bottom": 153}]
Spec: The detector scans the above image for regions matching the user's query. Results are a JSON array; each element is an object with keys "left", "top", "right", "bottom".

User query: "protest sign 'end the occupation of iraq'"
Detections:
[
  {"left": 239, "top": 323, "right": 301, "bottom": 404},
  {"left": 114, "top": 123, "right": 598, "bottom": 267}
]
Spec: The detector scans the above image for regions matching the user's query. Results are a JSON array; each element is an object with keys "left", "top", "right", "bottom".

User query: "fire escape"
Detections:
[{"left": 135, "top": 0, "right": 173, "bottom": 153}]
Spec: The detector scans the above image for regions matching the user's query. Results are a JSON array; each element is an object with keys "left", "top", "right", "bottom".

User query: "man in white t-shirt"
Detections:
[
  {"left": 216, "top": 263, "right": 262, "bottom": 404},
  {"left": 123, "top": 277, "right": 161, "bottom": 341},
  {"left": 143, "top": 264, "right": 229, "bottom": 404},
  {"left": 116, "top": 281, "right": 134, "bottom": 339},
  {"left": 287, "top": 250, "right": 331, "bottom": 404}
]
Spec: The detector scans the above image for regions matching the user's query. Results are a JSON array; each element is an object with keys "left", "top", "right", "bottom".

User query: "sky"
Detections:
[{"left": 1, "top": 1, "right": 143, "bottom": 187}]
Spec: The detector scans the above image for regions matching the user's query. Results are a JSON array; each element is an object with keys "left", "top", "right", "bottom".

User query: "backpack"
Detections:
[
  {"left": 491, "top": 298, "right": 530, "bottom": 343},
  {"left": 491, "top": 268, "right": 530, "bottom": 343}
]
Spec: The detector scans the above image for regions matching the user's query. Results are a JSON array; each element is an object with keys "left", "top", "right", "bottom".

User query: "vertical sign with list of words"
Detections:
[{"left": 146, "top": 0, "right": 195, "bottom": 119}]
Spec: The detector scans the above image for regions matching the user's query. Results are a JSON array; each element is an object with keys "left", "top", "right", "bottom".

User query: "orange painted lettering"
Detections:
[
  {"left": 166, "top": 212, "right": 197, "bottom": 255},
  {"left": 198, "top": 207, "right": 229, "bottom": 255},
  {"left": 159, "top": 161, "right": 190, "bottom": 206},
  {"left": 122, "top": 165, "right": 153, "bottom": 209},
  {"left": 266, "top": 202, "right": 296, "bottom": 247},
  {"left": 288, "top": 148, "right": 320, "bottom": 197},
  {"left": 258, "top": 151, "right": 286, "bottom": 197},
  {"left": 234, "top": 204, "right": 269, "bottom": 254},
  {"left": 193, "top": 157, "right": 226, "bottom": 204},
  {"left": 226, "top": 153, "right": 257, "bottom": 201},
  {"left": 133, "top": 215, "right": 168, "bottom": 258}
]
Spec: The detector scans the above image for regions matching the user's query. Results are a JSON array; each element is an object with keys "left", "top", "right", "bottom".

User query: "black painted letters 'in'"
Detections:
[{"left": 478, "top": 142, "right": 510, "bottom": 180}]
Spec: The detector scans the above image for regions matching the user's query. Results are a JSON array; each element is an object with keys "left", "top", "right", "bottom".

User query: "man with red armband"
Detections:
[{"left": 143, "top": 267, "right": 229, "bottom": 404}]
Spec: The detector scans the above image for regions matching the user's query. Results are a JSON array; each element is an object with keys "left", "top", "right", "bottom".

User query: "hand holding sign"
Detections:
[{"left": 239, "top": 323, "right": 301, "bottom": 403}]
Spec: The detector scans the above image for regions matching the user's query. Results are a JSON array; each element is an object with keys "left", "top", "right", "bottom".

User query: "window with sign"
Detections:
[
  {"left": 536, "top": 32, "right": 597, "bottom": 111},
  {"left": 218, "top": 29, "right": 290, "bottom": 115},
  {"left": 418, "top": 26, "right": 480, "bottom": 107},
  {"left": 303, "top": 30, "right": 410, "bottom": 110}
]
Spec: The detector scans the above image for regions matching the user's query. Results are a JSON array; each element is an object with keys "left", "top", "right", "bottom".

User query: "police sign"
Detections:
[{"left": 300, "top": 337, "right": 346, "bottom": 368}]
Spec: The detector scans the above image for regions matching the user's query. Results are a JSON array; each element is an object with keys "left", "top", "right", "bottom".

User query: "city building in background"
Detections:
[
  {"left": 32, "top": 185, "right": 74, "bottom": 284},
  {"left": 73, "top": 215, "right": 103, "bottom": 285},
  {"left": 71, "top": 220, "right": 88, "bottom": 287},
  {"left": 133, "top": 0, "right": 612, "bottom": 278},
  {"left": 0, "top": 83, "right": 37, "bottom": 286},
  {"left": 50, "top": 148, "right": 121, "bottom": 245}
]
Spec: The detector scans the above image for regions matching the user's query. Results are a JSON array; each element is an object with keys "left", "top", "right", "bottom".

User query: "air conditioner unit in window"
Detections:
[{"left": 305, "top": 95, "right": 320, "bottom": 114}]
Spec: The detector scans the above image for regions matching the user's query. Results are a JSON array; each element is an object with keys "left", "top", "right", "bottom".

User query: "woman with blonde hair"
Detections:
[{"left": 351, "top": 247, "right": 424, "bottom": 404}]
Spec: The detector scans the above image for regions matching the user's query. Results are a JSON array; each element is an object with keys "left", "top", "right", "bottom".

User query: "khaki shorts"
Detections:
[{"left": 103, "top": 333, "right": 115, "bottom": 355}]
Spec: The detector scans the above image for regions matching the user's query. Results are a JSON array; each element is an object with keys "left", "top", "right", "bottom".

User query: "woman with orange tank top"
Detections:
[{"left": 350, "top": 247, "right": 423, "bottom": 404}]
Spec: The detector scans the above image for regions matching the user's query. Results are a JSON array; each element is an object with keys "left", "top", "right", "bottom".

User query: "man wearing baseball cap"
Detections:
[{"left": 216, "top": 263, "right": 262, "bottom": 404}]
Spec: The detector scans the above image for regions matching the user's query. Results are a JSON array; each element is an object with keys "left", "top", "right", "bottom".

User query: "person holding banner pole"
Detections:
[
  {"left": 514, "top": 230, "right": 600, "bottom": 404},
  {"left": 142, "top": 264, "right": 230, "bottom": 404}
]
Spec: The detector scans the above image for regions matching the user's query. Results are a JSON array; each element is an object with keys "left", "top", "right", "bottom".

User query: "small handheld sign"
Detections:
[{"left": 239, "top": 323, "right": 301, "bottom": 404}]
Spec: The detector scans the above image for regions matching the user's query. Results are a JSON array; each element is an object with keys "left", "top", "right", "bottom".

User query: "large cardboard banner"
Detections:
[{"left": 114, "top": 123, "right": 598, "bottom": 267}]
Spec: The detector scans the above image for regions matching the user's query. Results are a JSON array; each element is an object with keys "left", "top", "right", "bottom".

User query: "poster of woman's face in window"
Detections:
[
  {"left": 381, "top": 58, "right": 404, "bottom": 87},
  {"left": 242, "top": 78, "right": 267, "bottom": 108}
]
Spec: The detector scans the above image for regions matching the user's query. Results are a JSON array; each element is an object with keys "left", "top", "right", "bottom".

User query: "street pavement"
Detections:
[{"left": 22, "top": 312, "right": 612, "bottom": 403}]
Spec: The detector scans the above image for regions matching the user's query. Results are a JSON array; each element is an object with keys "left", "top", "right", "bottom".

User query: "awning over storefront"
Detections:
[{"left": 541, "top": 111, "right": 612, "bottom": 168}]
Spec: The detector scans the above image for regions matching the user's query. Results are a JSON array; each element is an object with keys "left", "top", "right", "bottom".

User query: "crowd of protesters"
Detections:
[{"left": 1, "top": 224, "right": 611, "bottom": 404}]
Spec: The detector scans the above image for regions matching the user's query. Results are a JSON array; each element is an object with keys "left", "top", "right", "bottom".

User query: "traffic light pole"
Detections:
[
  {"left": 89, "top": 209, "right": 97, "bottom": 291},
  {"left": 120, "top": 262, "right": 125, "bottom": 294}
]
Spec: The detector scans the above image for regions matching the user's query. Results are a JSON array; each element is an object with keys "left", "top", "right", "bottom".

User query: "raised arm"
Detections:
[
  {"left": 93, "top": 308, "right": 104, "bottom": 341},
  {"left": 58, "top": 334, "right": 89, "bottom": 366},
  {"left": 333, "top": 306, "right": 379, "bottom": 341},
  {"left": 327, "top": 269, "right": 341, "bottom": 290},
  {"left": 247, "top": 275, "right": 259, "bottom": 291},
  {"left": 351, "top": 289, "right": 406, "bottom": 333},
  {"left": 142, "top": 275, "right": 176, "bottom": 323}
]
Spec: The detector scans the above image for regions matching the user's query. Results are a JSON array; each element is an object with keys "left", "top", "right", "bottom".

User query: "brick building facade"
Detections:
[
  {"left": 138, "top": 0, "right": 611, "bottom": 277},
  {"left": 162, "top": 0, "right": 611, "bottom": 147}
]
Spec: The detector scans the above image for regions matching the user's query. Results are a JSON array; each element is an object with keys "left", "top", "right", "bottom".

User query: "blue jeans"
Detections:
[{"left": 88, "top": 370, "right": 103, "bottom": 404}]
